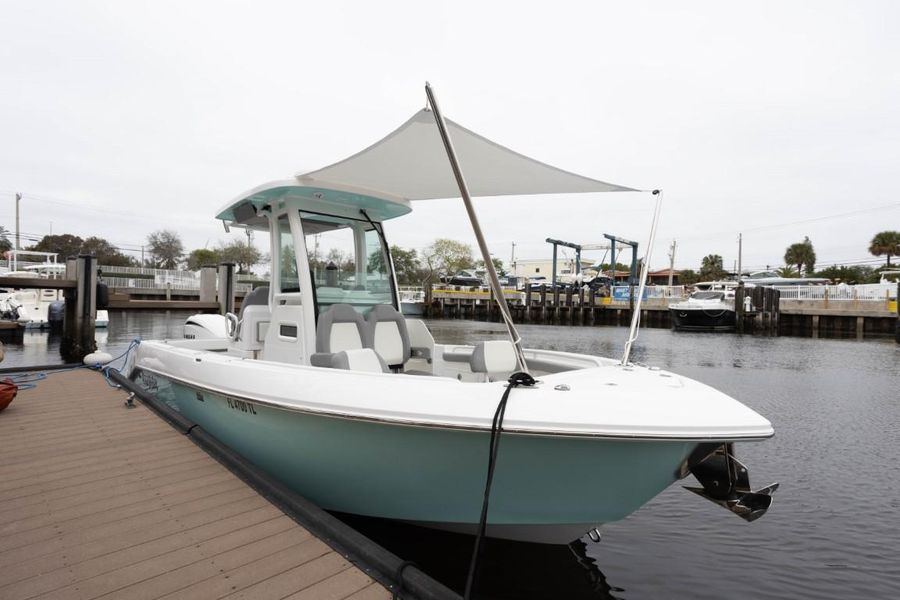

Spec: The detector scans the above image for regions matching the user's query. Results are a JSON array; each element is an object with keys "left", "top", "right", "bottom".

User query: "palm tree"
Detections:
[
  {"left": 869, "top": 230, "right": 900, "bottom": 267},
  {"left": 784, "top": 237, "right": 816, "bottom": 275},
  {"left": 699, "top": 254, "right": 725, "bottom": 280},
  {"left": 775, "top": 266, "right": 797, "bottom": 278}
]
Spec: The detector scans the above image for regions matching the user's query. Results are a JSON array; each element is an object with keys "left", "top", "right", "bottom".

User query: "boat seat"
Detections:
[
  {"left": 469, "top": 340, "right": 517, "bottom": 381},
  {"left": 310, "top": 304, "right": 373, "bottom": 368},
  {"left": 240, "top": 286, "right": 269, "bottom": 317},
  {"left": 236, "top": 285, "right": 269, "bottom": 342},
  {"left": 366, "top": 304, "right": 411, "bottom": 370},
  {"left": 330, "top": 348, "right": 388, "bottom": 373}
]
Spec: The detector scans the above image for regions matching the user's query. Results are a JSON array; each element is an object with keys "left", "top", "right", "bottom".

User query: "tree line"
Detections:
[
  {"left": 681, "top": 230, "right": 900, "bottom": 284},
  {"left": 0, "top": 227, "right": 262, "bottom": 274},
  {"left": 2, "top": 224, "right": 896, "bottom": 285}
]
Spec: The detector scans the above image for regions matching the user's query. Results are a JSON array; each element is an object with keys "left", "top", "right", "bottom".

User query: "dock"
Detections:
[
  {"left": 427, "top": 283, "right": 900, "bottom": 340},
  {"left": 0, "top": 369, "right": 455, "bottom": 600}
]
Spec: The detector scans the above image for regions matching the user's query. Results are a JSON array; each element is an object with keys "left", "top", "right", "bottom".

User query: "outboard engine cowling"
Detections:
[{"left": 184, "top": 314, "right": 228, "bottom": 339}]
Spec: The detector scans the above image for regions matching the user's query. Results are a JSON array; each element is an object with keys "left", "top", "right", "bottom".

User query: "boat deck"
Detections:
[{"left": 0, "top": 369, "right": 389, "bottom": 600}]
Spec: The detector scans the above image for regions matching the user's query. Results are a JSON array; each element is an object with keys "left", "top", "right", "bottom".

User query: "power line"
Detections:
[{"left": 678, "top": 201, "right": 900, "bottom": 241}]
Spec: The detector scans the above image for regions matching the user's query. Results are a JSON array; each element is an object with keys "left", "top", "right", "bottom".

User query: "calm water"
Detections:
[{"left": 4, "top": 312, "right": 899, "bottom": 598}]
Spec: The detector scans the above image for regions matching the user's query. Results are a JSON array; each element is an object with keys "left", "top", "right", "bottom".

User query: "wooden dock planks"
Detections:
[{"left": 0, "top": 369, "right": 389, "bottom": 600}]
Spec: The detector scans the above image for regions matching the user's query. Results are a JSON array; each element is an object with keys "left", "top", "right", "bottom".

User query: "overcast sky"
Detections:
[{"left": 2, "top": 1, "right": 898, "bottom": 273}]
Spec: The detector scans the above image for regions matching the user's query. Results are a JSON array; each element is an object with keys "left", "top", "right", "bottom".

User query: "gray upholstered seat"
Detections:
[
  {"left": 227, "top": 285, "right": 270, "bottom": 342},
  {"left": 240, "top": 286, "right": 269, "bottom": 318},
  {"left": 331, "top": 349, "right": 388, "bottom": 373},
  {"left": 365, "top": 304, "right": 411, "bottom": 370},
  {"left": 470, "top": 340, "right": 518, "bottom": 381},
  {"left": 310, "top": 304, "right": 376, "bottom": 368}
]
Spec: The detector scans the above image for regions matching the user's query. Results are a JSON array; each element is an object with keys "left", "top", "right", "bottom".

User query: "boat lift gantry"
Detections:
[
  {"left": 546, "top": 236, "right": 641, "bottom": 288},
  {"left": 545, "top": 238, "right": 582, "bottom": 288},
  {"left": 604, "top": 234, "right": 639, "bottom": 285}
]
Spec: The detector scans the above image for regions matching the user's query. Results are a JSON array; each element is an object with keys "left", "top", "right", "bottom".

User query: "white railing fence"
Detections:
[{"left": 774, "top": 284, "right": 896, "bottom": 301}]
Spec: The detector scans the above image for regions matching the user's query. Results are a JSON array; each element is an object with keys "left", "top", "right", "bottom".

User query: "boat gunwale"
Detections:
[{"left": 130, "top": 364, "right": 775, "bottom": 443}]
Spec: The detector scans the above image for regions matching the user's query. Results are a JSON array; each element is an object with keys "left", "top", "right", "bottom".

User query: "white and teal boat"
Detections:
[{"left": 129, "top": 85, "right": 776, "bottom": 544}]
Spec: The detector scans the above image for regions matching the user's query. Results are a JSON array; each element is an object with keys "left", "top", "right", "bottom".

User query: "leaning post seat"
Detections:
[
  {"left": 469, "top": 340, "right": 518, "bottom": 381},
  {"left": 365, "top": 304, "right": 412, "bottom": 370},
  {"left": 330, "top": 349, "right": 388, "bottom": 373},
  {"left": 309, "top": 304, "right": 373, "bottom": 367},
  {"left": 236, "top": 285, "right": 270, "bottom": 343}
]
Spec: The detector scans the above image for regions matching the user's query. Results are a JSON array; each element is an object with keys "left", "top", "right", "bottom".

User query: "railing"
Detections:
[
  {"left": 774, "top": 284, "right": 896, "bottom": 301},
  {"left": 102, "top": 276, "right": 200, "bottom": 291}
]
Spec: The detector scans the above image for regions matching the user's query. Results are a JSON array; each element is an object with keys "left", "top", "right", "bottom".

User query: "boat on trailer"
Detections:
[{"left": 128, "top": 85, "right": 777, "bottom": 544}]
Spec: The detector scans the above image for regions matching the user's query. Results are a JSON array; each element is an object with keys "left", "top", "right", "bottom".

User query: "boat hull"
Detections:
[
  {"left": 669, "top": 307, "right": 736, "bottom": 331},
  {"left": 400, "top": 301, "right": 425, "bottom": 317},
  {"left": 133, "top": 368, "right": 696, "bottom": 544}
]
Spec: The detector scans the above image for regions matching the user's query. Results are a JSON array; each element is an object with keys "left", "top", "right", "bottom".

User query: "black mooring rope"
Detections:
[{"left": 463, "top": 371, "right": 536, "bottom": 599}]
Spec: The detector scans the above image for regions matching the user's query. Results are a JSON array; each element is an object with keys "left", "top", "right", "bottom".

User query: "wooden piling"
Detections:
[
  {"left": 199, "top": 265, "right": 217, "bottom": 303},
  {"left": 735, "top": 282, "right": 745, "bottom": 334},
  {"left": 552, "top": 285, "right": 560, "bottom": 324},
  {"left": 539, "top": 284, "right": 547, "bottom": 322},
  {"left": 525, "top": 285, "right": 533, "bottom": 322},
  {"left": 218, "top": 262, "right": 236, "bottom": 315},
  {"left": 61, "top": 255, "right": 98, "bottom": 362}
]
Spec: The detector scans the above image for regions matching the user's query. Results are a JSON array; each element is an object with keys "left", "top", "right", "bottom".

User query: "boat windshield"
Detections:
[
  {"left": 692, "top": 291, "right": 725, "bottom": 300},
  {"left": 300, "top": 211, "right": 395, "bottom": 315}
]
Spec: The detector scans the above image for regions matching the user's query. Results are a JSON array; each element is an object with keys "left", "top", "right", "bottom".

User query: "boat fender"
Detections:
[
  {"left": 83, "top": 351, "right": 114, "bottom": 366},
  {"left": 96, "top": 282, "right": 109, "bottom": 310},
  {"left": 0, "top": 378, "right": 17, "bottom": 412}
]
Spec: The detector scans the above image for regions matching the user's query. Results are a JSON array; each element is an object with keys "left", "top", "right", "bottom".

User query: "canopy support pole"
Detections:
[
  {"left": 425, "top": 82, "right": 529, "bottom": 373},
  {"left": 622, "top": 190, "right": 662, "bottom": 365}
]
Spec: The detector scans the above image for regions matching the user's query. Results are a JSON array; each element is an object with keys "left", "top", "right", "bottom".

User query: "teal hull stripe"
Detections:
[{"left": 135, "top": 370, "right": 695, "bottom": 526}]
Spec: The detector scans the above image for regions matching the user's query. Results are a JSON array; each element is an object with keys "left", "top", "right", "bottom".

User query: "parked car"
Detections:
[{"left": 445, "top": 274, "right": 483, "bottom": 287}]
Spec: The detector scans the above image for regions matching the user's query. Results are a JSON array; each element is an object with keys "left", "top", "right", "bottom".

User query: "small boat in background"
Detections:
[
  {"left": 0, "top": 253, "right": 109, "bottom": 329},
  {"left": 399, "top": 286, "right": 426, "bottom": 316},
  {"left": 669, "top": 281, "right": 738, "bottom": 331}
]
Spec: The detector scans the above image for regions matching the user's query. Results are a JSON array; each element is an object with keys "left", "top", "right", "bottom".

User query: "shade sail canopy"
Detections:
[{"left": 297, "top": 109, "right": 636, "bottom": 201}]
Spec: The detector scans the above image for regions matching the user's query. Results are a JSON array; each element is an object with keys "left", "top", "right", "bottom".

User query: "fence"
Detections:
[
  {"left": 102, "top": 268, "right": 255, "bottom": 294},
  {"left": 773, "top": 284, "right": 896, "bottom": 301}
]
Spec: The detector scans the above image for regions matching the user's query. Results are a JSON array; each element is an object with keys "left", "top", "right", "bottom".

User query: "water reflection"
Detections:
[{"left": 337, "top": 514, "right": 624, "bottom": 599}]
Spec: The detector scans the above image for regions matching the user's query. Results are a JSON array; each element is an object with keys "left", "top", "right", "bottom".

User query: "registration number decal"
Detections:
[
  {"left": 226, "top": 397, "right": 257, "bottom": 415},
  {"left": 138, "top": 371, "right": 158, "bottom": 392}
]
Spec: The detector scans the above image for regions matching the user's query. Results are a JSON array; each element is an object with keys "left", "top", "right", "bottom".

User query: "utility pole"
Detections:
[
  {"left": 15, "top": 192, "right": 22, "bottom": 250},
  {"left": 667, "top": 239, "right": 677, "bottom": 286},
  {"left": 737, "top": 233, "right": 743, "bottom": 280},
  {"left": 510, "top": 242, "right": 516, "bottom": 275}
]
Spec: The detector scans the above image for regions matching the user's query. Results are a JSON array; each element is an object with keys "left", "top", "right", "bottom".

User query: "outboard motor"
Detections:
[
  {"left": 684, "top": 443, "right": 779, "bottom": 522},
  {"left": 184, "top": 314, "right": 228, "bottom": 339},
  {"left": 4, "top": 297, "right": 30, "bottom": 324},
  {"left": 48, "top": 301, "right": 65, "bottom": 332}
]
